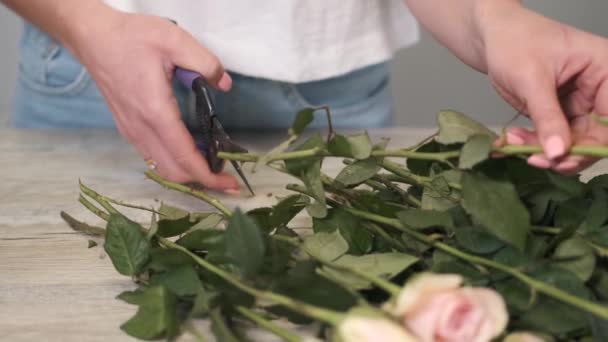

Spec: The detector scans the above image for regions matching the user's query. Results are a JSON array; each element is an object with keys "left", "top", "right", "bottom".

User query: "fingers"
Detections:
[
  {"left": 506, "top": 126, "right": 597, "bottom": 174},
  {"left": 143, "top": 93, "right": 240, "bottom": 191},
  {"left": 522, "top": 77, "right": 572, "bottom": 160},
  {"left": 553, "top": 137, "right": 599, "bottom": 174},
  {"left": 506, "top": 127, "right": 553, "bottom": 169},
  {"left": 165, "top": 26, "right": 232, "bottom": 91},
  {"left": 552, "top": 76, "right": 608, "bottom": 174}
]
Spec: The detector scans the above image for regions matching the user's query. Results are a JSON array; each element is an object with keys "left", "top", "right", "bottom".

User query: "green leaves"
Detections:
[
  {"left": 397, "top": 209, "right": 453, "bottom": 230},
  {"left": 462, "top": 171, "right": 530, "bottom": 250},
  {"left": 176, "top": 229, "right": 224, "bottom": 251},
  {"left": 120, "top": 286, "right": 179, "bottom": 340},
  {"left": 151, "top": 266, "right": 202, "bottom": 297},
  {"left": 454, "top": 225, "right": 504, "bottom": 254},
  {"left": 459, "top": 134, "right": 493, "bottom": 169},
  {"left": 283, "top": 133, "right": 328, "bottom": 218},
  {"left": 554, "top": 238, "right": 596, "bottom": 281},
  {"left": 328, "top": 132, "right": 373, "bottom": 160},
  {"left": 289, "top": 108, "right": 315, "bottom": 136},
  {"left": 321, "top": 253, "right": 418, "bottom": 289},
  {"left": 104, "top": 214, "right": 150, "bottom": 276},
  {"left": 284, "top": 133, "right": 325, "bottom": 175},
  {"left": 70, "top": 109, "right": 608, "bottom": 341},
  {"left": 335, "top": 159, "right": 382, "bottom": 186},
  {"left": 225, "top": 209, "right": 266, "bottom": 277},
  {"left": 156, "top": 204, "right": 222, "bottom": 238},
  {"left": 313, "top": 208, "right": 373, "bottom": 255},
  {"left": 515, "top": 268, "right": 592, "bottom": 334},
  {"left": 269, "top": 194, "right": 309, "bottom": 228},
  {"left": 302, "top": 159, "right": 327, "bottom": 218},
  {"left": 303, "top": 230, "right": 349, "bottom": 262},
  {"left": 436, "top": 110, "right": 497, "bottom": 144}
]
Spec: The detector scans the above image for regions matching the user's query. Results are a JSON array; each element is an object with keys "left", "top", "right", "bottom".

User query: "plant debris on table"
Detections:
[{"left": 63, "top": 109, "right": 608, "bottom": 342}]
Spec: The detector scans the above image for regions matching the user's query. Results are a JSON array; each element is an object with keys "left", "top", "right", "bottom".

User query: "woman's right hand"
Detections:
[{"left": 65, "top": 3, "right": 240, "bottom": 193}]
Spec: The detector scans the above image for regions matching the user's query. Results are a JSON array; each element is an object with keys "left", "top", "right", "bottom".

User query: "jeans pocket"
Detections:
[{"left": 18, "top": 23, "right": 89, "bottom": 96}]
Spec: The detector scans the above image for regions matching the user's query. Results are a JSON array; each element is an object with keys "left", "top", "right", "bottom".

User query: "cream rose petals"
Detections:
[
  {"left": 336, "top": 310, "right": 419, "bottom": 342},
  {"left": 387, "top": 273, "right": 508, "bottom": 342}
]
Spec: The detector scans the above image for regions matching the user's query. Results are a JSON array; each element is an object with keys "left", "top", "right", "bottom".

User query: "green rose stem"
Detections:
[
  {"left": 377, "top": 163, "right": 462, "bottom": 191},
  {"left": 364, "top": 178, "right": 422, "bottom": 208},
  {"left": 235, "top": 307, "right": 305, "bottom": 342},
  {"left": 141, "top": 174, "right": 403, "bottom": 300},
  {"left": 78, "top": 194, "right": 110, "bottom": 221},
  {"left": 218, "top": 144, "right": 608, "bottom": 164},
  {"left": 345, "top": 207, "right": 608, "bottom": 320},
  {"left": 217, "top": 148, "right": 458, "bottom": 165},
  {"left": 78, "top": 184, "right": 343, "bottom": 327},
  {"left": 529, "top": 226, "right": 608, "bottom": 257},
  {"left": 105, "top": 198, "right": 164, "bottom": 216},
  {"left": 144, "top": 171, "right": 232, "bottom": 217},
  {"left": 496, "top": 145, "right": 608, "bottom": 158},
  {"left": 283, "top": 183, "right": 608, "bottom": 320},
  {"left": 158, "top": 237, "right": 343, "bottom": 325},
  {"left": 136, "top": 175, "right": 403, "bottom": 301}
]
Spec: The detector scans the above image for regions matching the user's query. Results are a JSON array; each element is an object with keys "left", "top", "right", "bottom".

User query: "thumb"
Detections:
[{"left": 522, "top": 78, "right": 572, "bottom": 160}]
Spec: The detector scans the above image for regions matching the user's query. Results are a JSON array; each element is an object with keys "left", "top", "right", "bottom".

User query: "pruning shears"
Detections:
[{"left": 175, "top": 68, "right": 255, "bottom": 196}]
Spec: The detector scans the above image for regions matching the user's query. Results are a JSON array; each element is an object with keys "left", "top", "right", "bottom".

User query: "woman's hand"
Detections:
[
  {"left": 405, "top": 0, "right": 608, "bottom": 174},
  {"left": 65, "top": 3, "right": 239, "bottom": 192},
  {"left": 477, "top": 1, "right": 608, "bottom": 174}
]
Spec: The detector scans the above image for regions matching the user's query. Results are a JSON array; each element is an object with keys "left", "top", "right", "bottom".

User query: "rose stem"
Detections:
[
  {"left": 235, "top": 307, "right": 305, "bottom": 342},
  {"left": 141, "top": 174, "right": 403, "bottom": 301},
  {"left": 158, "top": 237, "right": 343, "bottom": 325},
  {"left": 144, "top": 171, "right": 233, "bottom": 217},
  {"left": 78, "top": 194, "right": 110, "bottom": 221},
  {"left": 218, "top": 148, "right": 458, "bottom": 165},
  {"left": 346, "top": 207, "right": 608, "bottom": 320},
  {"left": 78, "top": 184, "right": 343, "bottom": 326},
  {"left": 285, "top": 182, "right": 608, "bottom": 320},
  {"left": 219, "top": 145, "right": 608, "bottom": 165}
]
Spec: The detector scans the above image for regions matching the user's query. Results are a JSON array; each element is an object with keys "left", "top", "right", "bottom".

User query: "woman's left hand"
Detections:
[{"left": 477, "top": 0, "right": 608, "bottom": 174}]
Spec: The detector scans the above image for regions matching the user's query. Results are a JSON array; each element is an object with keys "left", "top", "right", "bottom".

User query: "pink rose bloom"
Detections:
[{"left": 386, "top": 273, "right": 508, "bottom": 342}]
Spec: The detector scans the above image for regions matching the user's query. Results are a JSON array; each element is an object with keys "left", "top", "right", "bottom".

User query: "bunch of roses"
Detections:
[{"left": 337, "top": 273, "right": 545, "bottom": 342}]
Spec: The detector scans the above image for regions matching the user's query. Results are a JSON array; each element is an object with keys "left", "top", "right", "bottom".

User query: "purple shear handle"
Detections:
[{"left": 175, "top": 67, "right": 201, "bottom": 89}]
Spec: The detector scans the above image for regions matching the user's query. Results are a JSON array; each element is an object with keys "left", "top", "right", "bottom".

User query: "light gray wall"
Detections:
[{"left": 1, "top": 1, "right": 607, "bottom": 127}]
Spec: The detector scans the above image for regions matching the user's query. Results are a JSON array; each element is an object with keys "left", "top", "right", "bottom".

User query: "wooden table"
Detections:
[
  {"left": 1, "top": 128, "right": 606, "bottom": 341},
  {"left": 0, "top": 128, "right": 431, "bottom": 341}
]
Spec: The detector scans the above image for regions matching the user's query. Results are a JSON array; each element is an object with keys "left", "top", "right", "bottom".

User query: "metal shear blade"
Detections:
[
  {"left": 175, "top": 68, "right": 255, "bottom": 195},
  {"left": 210, "top": 116, "right": 255, "bottom": 196}
]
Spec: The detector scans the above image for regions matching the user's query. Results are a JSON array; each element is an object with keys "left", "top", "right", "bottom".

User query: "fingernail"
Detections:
[
  {"left": 528, "top": 155, "right": 552, "bottom": 169},
  {"left": 544, "top": 135, "right": 566, "bottom": 159},
  {"left": 555, "top": 160, "right": 579, "bottom": 172},
  {"left": 223, "top": 188, "right": 240, "bottom": 196},
  {"left": 218, "top": 72, "right": 232, "bottom": 91},
  {"left": 506, "top": 132, "right": 525, "bottom": 145}
]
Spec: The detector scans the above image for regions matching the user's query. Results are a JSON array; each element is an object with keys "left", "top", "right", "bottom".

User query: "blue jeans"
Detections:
[{"left": 12, "top": 23, "right": 394, "bottom": 130}]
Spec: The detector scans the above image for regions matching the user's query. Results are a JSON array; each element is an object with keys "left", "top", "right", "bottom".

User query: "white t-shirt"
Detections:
[{"left": 104, "top": 0, "right": 419, "bottom": 83}]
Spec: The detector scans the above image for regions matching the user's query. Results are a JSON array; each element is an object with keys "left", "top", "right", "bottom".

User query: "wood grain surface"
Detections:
[{"left": 2, "top": 128, "right": 603, "bottom": 341}]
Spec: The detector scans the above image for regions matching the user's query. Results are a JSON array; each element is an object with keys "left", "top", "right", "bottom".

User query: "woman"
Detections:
[{"left": 4, "top": 0, "right": 608, "bottom": 194}]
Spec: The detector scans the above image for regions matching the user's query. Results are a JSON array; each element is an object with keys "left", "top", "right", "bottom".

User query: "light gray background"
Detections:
[{"left": 1, "top": 1, "right": 607, "bottom": 127}]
